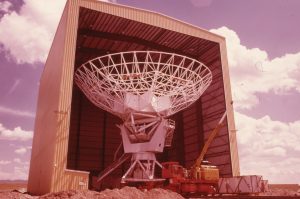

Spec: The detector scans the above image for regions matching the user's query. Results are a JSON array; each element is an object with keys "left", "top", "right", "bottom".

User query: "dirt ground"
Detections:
[
  {"left": 0, "top": 186, "right": 184, "bottom": 199},
  {"left": 1, "top": 184, "right": 299, "bottom": 198},
  {"left": 261, "top": 188, "right": 300, "bottom": 196},
  {"left": 0, "top": 182, "right": 27, "bottom": 191}
]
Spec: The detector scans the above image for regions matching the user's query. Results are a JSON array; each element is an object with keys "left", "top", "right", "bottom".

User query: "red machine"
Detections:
[
  {"left": 160, "top": 112, "right": 227, "bottom": 195},
  {"left": 161, "top": 161, "right": 218, "bottom": 195}
]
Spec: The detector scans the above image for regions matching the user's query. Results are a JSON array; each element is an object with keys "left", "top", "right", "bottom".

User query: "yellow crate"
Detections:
[{"left": 200, "top": 166, "right": 219, "bottom": 182}]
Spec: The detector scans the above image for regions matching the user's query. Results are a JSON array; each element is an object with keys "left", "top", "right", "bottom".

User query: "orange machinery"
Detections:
[{"left": 161, "top": 111, "right": 227, "bottom": 195}]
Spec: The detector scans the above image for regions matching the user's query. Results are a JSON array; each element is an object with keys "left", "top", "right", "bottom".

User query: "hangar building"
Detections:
[{"left": 28, "top": 0, "right": 240, "bottom": 195}]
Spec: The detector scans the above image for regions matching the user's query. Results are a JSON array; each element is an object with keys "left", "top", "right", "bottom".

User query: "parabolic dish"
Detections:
[{"left": 75, "top": 51, "right": 212, "bottom": 118}]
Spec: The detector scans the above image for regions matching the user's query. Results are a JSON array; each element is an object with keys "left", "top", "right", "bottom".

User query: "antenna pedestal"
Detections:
[{"left": 121, "top": 152, "right": 164, "bottom": 182}]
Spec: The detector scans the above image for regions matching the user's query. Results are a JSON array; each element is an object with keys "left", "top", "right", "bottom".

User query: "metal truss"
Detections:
[{"left": 75, "top": 51, "right": 212, "bottom": 118}]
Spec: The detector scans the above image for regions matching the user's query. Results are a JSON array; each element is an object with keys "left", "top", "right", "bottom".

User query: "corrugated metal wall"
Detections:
[
  {"left": 200, "top": 54, "right": 233, "bottom": 177},
  {"left": 27, "top": 2, "right": 70, "bottom": 194},
  {"left": 67, "top": 87, "right": 123, "bottom": 186},
  {"left": 68, "top": 88, "right": 106, "bottom": 171},
  {"left": 181, "top": 102, "right": 204, "bottom": 168}
]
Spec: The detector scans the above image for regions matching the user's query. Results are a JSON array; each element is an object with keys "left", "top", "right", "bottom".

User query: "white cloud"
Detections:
[
  {"left": 0, "top": 106, "right": 35, "bottom": 118},
  {"left": 0, "top": 1, "right": 12, "bottom": 13},
  {"left": 0, "top": 158, "right": 30, "bottom": 180},
  {"left": 210, "top": 27, "right": 300, "bottom": 110},
  {"left": 15, "top": 147, "right": 27, "bottom": 155},
  {"left": 0, "top": 0, "right": 116, "bottom": 64},
  {"left": 0, "top": 0, "right": 66, "bottom": 64},
  {"left": 0, "top": 164, "right": 29, "bottom": 180},
  {"left": 235, "top": 111, "right": 300, "bottom": 183},
  {"left": 209, "top": 26, "right": 300, "bottom": 183},
  {"left": 0, "top": 123, "right": 33, "bottom": 141},
  {"left": 13, "top": 158, "right": 21, "bottom": 163},
  {"left": 0, "top": 160, "right": 11, "bottom": 165}
]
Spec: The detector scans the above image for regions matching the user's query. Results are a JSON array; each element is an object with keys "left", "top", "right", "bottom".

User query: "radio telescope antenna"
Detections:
[{"left": 74, "top": 51, "right": 212, "bottom": 183}]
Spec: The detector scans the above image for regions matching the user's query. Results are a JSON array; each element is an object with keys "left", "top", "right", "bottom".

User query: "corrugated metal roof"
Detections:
[{"left": 75, "top": 7, "right": 220, "bottom": 68}]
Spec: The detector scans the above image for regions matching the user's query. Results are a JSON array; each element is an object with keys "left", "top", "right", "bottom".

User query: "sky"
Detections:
[{"left": 0, "top": 0, "right": 300, "bottom": 184}]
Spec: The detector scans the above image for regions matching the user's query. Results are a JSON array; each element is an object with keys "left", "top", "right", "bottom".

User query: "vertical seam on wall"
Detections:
[
  {"left": 177, "top": 111, "right": 185, "bottom": 166},
  {"left": 75, "top": 92, "right": 82, "bottom": 169},
  {"left": 196, "top": 99, "right": 204, "bottom": 160},
  {"left": 219, "top": 44, "right": 234, "bottom": 177},
  {"left": 101, "top": 111, "right": 107, "bottom": 170}
]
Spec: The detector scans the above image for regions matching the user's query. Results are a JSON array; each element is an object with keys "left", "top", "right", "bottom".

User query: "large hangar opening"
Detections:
[
  {"left": 28, "top": 0, "right": 239, "bottom": 195},
  {"left": 66, "top": 7, "right": 235, "bottom": 188}
]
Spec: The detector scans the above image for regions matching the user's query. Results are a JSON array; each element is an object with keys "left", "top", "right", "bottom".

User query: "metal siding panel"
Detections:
[
  {"left": 219, "top": 42, "right": 240, "bottom": 176},
  {"left": 207, "top": 153, "right": 231, "bottom": 165},
  {"left": 79, "top": 0, "right": 224, "bottom": 43},
  {"left": 206, "top": 144, "right": 230, "bottom": 156},
  {"left": 27, "top": 1, "right": 71, "bottom": 194},
  {"left": 51, "top": 0, "right": 90, "bottom": 192}
]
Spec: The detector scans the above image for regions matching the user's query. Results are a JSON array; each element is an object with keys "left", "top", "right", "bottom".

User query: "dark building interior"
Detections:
[{"left": 66, "top": 7, "right": 232, "bottom": 188}]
